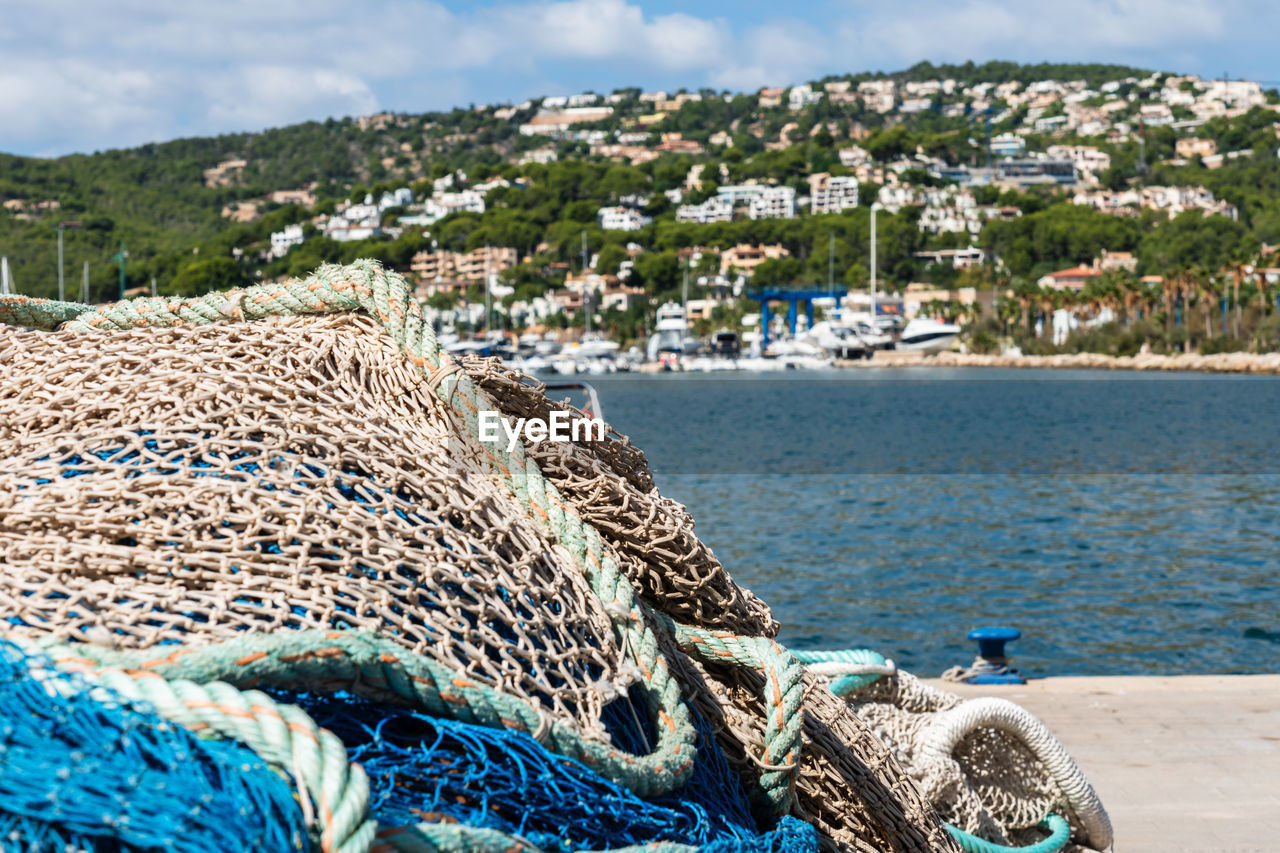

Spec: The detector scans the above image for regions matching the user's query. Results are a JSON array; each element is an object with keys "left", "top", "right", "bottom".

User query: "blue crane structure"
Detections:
[{"left": 747, "top": 288, "right": 843, "bottom": 349}]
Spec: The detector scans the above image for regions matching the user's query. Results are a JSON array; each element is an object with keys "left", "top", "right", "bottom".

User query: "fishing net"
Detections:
[
  {"left": 827, "top": 671, "right": 1112, "bottom": 852},
  {"left": 0, "top": 261, "right": 1110, "bottom": 853},
  {"left": 0, "top": 640, "right": 307, "bottom": 851},
  {"left": 0, "top": 311, "right": 626, "bottom": 734}
]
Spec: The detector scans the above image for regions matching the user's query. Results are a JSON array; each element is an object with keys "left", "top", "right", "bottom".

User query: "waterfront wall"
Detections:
[{"left": 840, "top": 349, "right": 1280, "bottom": 374}]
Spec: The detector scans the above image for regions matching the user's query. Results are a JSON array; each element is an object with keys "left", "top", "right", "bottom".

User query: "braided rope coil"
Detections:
[{"left": 919, "top": 698, "right": 1112, "bottom": 850}]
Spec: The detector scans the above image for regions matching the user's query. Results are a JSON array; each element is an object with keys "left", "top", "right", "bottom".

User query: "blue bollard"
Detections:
[{"left": 962, "top": 626, "right": 1026, "bottom": 684}]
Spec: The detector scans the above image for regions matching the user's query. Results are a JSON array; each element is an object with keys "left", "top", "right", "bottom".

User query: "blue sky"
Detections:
[{"left": 3, "top": 0, "right": 1277, "bottom": 157}]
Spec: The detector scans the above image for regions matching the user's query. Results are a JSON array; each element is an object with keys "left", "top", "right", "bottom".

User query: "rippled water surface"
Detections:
[{"left": 575, "top": 368, "right": 1280, "bottom": 677}]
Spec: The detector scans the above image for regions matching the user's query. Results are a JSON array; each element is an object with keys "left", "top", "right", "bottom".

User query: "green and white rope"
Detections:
[
  {"left": 30, "top": 629, "right": 693, "bottom": 798},
  {"left": 656, "top": 614, "right": 805, "bottom": 815},
  {"left": 792, "top": 648, "right": 896, "bottom": 696}
]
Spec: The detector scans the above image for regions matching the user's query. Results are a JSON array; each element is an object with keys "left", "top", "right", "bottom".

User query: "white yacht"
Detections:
[
  {"left": 897, "top": 317, "right": 961, "bottom": 353},
  {"left": 646, "top": 302, "right": 700, "bottom": 362},
  {"left": 803, "top": 320, "right": 873, "bottom": 360},
  {"left": 767, "top": 337, "right": 835, "bottom": 370}
]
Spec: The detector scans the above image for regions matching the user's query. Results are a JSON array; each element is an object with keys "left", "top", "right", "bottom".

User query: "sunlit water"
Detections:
[{"left": 572, "top": 368, "right": 1280, "bottom": 677}]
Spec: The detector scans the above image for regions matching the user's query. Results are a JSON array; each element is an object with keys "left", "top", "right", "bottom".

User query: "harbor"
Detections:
[{"left": 6, "top": 4, "right": 1280, "bottom": 848}]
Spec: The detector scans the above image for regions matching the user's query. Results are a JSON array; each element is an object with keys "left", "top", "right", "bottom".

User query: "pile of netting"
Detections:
[{"left": 0, "top": 260, "right": 1112, "bottom": 853}]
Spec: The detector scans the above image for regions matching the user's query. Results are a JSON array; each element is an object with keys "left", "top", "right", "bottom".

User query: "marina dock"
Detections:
[{"left": 928, "top": 674, "right": 1280, "bottom": 853}]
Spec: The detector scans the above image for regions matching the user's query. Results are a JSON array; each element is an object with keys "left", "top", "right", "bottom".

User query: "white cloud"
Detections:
[
  {"left": 202, "top": 67, "right": 379, "bottom": 134},
  {"left": 0, "top": 0, "right": 1267, "bottom": 156},
  {"left": 835, "top": 0, "right": 1228, "bottom": 68},
  {"left": 710, "top": 20, "right": 836, "bottom": 91}
]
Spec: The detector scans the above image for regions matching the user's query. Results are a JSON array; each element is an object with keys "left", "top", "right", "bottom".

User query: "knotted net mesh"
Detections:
[
  {"left": 0, "top": 313, "right": 629, "bottom": 730},
  {"left": 0, "top": 268, "right": 1098, "bottom": 853},
  {"left": 842, "top": 671, "right": 1109, "bottom": 850}
]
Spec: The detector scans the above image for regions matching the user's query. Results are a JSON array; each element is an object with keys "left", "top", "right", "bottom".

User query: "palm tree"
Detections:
[
  {"left": 1253, "top": 245, "right": 1280, "bottom": 319},
  {"left": 1160, "top": 273, "right": 1180, "bottom": 336},
  {"left": 1179, "top": 269, "right": 1195, "bottom": 347},
  {"left": 1116, "top": 271, "right": 1143, "bottom": 326},
  {"left": 1136, "top": 275, "right": 1160, "bottom": 324},
  {"left": 996, "top": 293, "right": 1021, "bottom": 336},
  {"left": 1012, "top": 279, "right": 1038, "bottom": 336},
  {"left": 1197, "top": 269, "right": 1219, "bottom": 339},
  {"left": 1038, "top": 286, "right": 1061, "bottom": 341}
]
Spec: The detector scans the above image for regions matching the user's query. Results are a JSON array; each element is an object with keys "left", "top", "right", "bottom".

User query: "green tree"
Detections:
[{"left": 169, "top": 257, "right": 249, "bottom": 295}]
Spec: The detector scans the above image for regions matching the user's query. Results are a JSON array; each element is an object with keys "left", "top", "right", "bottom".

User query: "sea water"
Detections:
[{"left": 578, "top": 367, "right": 1280, "bottom": 677}]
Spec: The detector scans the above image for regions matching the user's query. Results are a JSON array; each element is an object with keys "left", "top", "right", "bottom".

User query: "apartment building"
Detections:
[
  {"left": 411, "top": 247, "right": 518, "bottom": 287},
  {"left": 676, "top": 196, "right": 733, "bottom": 224},
  {"left": 747, "top": 186, "right": 796, "bottom": 220},
  {"left": 807, "top": 173, "right": 860, "bottom": 215}
]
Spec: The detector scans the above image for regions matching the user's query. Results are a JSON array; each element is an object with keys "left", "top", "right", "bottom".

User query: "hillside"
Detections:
[{"left": 1, "top": 59, "right": 1278, "bottom": 328}]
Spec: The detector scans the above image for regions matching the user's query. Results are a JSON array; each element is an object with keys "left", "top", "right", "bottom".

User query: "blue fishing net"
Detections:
[
  {"left": 0, "top": 641, "right": 307, "bottom": 853},
  {"left": 280, "top": 688, "right": 817, "bottom": 853}
]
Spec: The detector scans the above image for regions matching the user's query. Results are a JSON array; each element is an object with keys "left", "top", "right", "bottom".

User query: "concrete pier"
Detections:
[{"left": 927, "top": 675, "right": 1280, "bottom": 853}]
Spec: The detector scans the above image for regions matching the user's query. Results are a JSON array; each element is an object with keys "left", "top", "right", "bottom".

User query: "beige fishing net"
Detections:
[
  {"left": 839, "top": 672, "right": 1112, "bottom": 851},
  {"left": 0, "top": 313, "right": 635, "bottom": 730},
  {"left": 0, "top": 289, "right": 1109, "bottom": 853}
]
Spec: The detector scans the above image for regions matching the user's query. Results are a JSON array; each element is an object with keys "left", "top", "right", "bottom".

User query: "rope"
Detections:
[
  {"left": 921, "top": 698, "right": 1112, "bottom": 850},
  {"left": 0, "top": 294, "right": 94, "bottom": 329},
  {"left": 34, "top": 629, "right": 693, "bottom": 798},
  {"left": 944, "top": 815, "right": 1070, "bottom": 853},
  {"left": 791, "top": 649, "right": 897, "bottom": 696},
  {"left": 656, "top": 615, "right": 806, "bottom": 816},
  {"left": 0, "top": 261, "right": 697, "bottom": 796},
  {"left": 940, "top": 655, "right": 1021, "bottom": 684}
]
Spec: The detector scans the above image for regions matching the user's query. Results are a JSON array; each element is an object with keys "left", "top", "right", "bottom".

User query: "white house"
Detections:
[
  {"left": 838, "top": 146, "right": 870, "bottom": 168},
  {"left": 1047, "top": 145, "right": 1112, "bottom": 176},
  {"left": 597, "top": 206, "right": 652, "bottom": 231},
  {"left": 269, "top": 224, "right": 305, "bottom": 259},
  {"left": 434, "top": 190, "right": 486, "bottom": 216},
  {"left": 328, "top": 224, "right": 383, "bottom": 242},
  {"left": 989, "top": 132, "right": 1026, "bottom": 157},
  {"left": 788, "top": 84, "right": 823, "bottom": 111}
]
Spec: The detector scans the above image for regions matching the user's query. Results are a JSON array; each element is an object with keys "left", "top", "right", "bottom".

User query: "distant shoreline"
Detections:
[{"left": 845, "top": 349, "right": 1280, "bottom": 374}]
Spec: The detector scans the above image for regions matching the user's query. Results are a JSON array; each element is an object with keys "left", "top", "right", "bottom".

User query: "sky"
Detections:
[{"left": 3, "top": 0, "right": 1279, "bottom": 158}]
